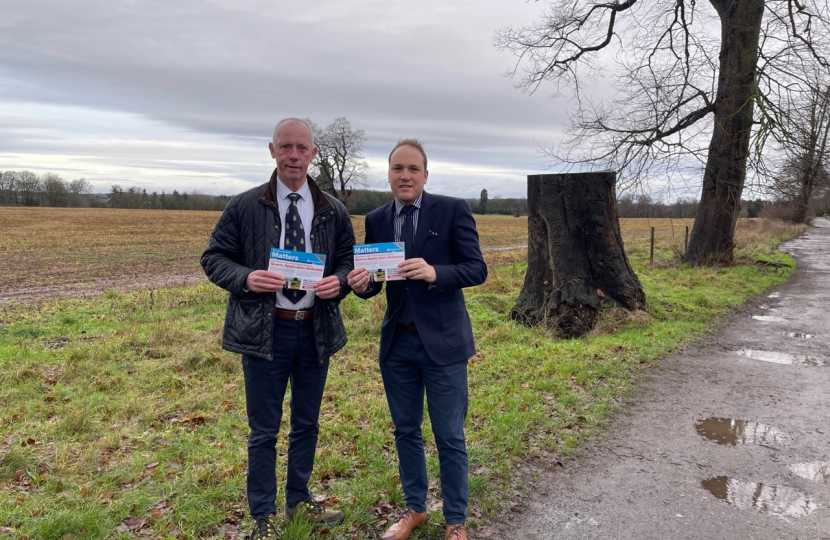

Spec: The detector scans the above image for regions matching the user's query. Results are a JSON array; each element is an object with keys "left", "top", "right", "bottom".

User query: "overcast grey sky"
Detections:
[{"left": 0, "top": 0, "right": 573, "bottom": 198}]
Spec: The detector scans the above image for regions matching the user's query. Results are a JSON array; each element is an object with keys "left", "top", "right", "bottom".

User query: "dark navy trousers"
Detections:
[
  {"left": 380, "top": 325, "right": 469, "bottom": 525},
  {"left": 242, "top": 317, "right": 329, "bottom": 518}
]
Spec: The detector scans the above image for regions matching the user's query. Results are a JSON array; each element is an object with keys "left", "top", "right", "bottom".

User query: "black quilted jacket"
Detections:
[{"left": 201, "top": 171, "right": 355, "bottom": 364}]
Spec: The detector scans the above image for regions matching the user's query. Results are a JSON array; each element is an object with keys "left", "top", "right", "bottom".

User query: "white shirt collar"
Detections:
[{"left": 276, "top": 177, "right": 311, "bottom": 202}]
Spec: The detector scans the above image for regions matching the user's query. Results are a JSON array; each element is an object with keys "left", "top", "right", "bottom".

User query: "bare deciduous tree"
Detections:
[
  {"left": 0, "top": 170, "right": 18, "bottom": 205},
  {"left": 307, "top": 117, "right": 368, "bottom": 202},
  {"left": 766, "top": 78, "right": 830, "bottom": 223},
  {"left": 68, "top": 177, "right": 93, "bottom": 207},
  {"left": 496, "top": 0, "right": 830, "bottom": 264},
  {"left": 68, "top": 177, "right": 92, "bottom": 195},
  {"left": 16, "top": 170, "right": 41, "bottom": 206},
  {"left": 41, "top": 172, "right": 69, "bottom": 207}
]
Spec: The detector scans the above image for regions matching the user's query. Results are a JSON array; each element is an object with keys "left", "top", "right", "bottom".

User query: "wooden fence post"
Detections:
[
  {"left": 650, "top": 227, "right": 655, "bottom": 264},
  {"left": 684, "top": 226, "right": 689, "bottom": 255}
]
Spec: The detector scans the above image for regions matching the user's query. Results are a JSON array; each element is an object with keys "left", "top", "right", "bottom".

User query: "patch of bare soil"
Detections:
[
  {"left": 0, "top": 270, "right": 208, "bottom": 306},
  {"left": 482, "top": 245, "right": 527, "bottom": 253},
  {"left": 1, "top": 246, "right": 530, "bottom": 307}
]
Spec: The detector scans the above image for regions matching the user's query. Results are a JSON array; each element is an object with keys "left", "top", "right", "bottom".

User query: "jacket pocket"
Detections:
[
  {"left": 438, "top": 300, "right": 473, "bottom": 349},
  {"left": 318, "top": 302, "right": 347, "bottom": 355},
  {"left": 224, "top": 296, "right": 268, "bottom": 349}
]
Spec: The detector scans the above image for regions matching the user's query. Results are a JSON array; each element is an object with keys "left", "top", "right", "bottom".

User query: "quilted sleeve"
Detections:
[
  {"left": 331, "top": 201, "right": 356, "bottom": 301},
  {"left": 201, "top": 197, "right": 252, "bottom": 295},
  {"left": 353, "top": 211, "right": 383, "bottom": 299}
]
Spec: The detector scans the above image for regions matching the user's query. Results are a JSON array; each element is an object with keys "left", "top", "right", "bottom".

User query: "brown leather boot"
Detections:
[
  {"left": 380, "top": 508, "right": 429, "bottom": 540},
  {"left": 445, "top": 524, "right": 467, "bottom": 540}
]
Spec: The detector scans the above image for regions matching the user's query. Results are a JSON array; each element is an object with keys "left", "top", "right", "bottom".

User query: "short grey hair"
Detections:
[{"left": 272, "top": 118, "right": 315, "bottom": 146}]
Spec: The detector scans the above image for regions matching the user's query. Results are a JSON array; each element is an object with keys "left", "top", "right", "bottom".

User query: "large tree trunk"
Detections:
[
  {"left": 510, "top": 172, "right": 646, "bottom": 337},
  {"left": 791, "top": 158, "right": 817, "bottom": 223},
  {"left": 686, "top": 0, "right": 765, "bottom": 264}
]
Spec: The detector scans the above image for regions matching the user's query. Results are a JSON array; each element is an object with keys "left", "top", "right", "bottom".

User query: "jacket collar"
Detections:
[
  {"left": 412, "top": 191, "right": 438, "bottom": 257},
  {"left": 259, "top": 168, "right": 333, "bottom": 215}
]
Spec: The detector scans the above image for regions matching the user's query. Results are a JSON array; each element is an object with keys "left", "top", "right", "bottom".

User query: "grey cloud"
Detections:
[{"left": 0, "top": 0, "right": 564, "bottom": 195}]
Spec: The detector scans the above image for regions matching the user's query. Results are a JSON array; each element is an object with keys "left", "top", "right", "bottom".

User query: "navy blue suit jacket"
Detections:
[{"left": 359, "top": 192, "right": 487, "bottom": 365}]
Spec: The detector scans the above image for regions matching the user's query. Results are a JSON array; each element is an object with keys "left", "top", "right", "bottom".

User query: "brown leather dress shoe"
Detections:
[
  {"left": 381, "top": 508, "right": 429, "bottom": 540},
  {"left": 445, "top": 524, "right": 467, "bottom": 540}
]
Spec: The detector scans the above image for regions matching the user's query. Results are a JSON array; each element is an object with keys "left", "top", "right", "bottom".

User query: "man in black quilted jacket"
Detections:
[{"left": 201, "top": 118, "right": 355, "bottom": 540}]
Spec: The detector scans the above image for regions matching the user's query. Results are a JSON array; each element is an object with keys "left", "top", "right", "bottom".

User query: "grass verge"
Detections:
[{"left": 0, "top": 220, "right": 805, "bottom": 539}]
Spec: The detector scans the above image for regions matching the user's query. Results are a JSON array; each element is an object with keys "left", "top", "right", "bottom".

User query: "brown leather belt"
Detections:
[{"left": 275, "top": 308, "right": 314, "bottom": 321}]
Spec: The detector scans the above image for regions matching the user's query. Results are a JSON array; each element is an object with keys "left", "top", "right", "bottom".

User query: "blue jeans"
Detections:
[
  {"left": 242, "top": 317, "right": 329, "bottom": 518},
  {"left": 380, "top": 325, "right": 469, "bottom": 524}
]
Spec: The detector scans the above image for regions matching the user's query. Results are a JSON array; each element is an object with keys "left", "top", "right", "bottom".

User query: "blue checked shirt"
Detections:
[{"left": 393, "top": 195, "right": 422, "bottom": 244}]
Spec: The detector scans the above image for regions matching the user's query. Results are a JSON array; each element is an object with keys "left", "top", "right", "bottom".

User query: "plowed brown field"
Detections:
[{"left": 0, "top": 206, "right": 723, "bottom": 305}]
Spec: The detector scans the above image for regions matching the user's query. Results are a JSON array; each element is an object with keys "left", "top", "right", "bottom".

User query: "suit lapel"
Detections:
[
  {"left": 371, "top": 201, "right": 395, "bottom": 243},
  {"left": 413, "top": 192, "right": 438, "bottom": 257}
]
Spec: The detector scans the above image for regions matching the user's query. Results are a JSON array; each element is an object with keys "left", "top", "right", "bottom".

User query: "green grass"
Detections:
[{"left": 0, "top": 226, "right": 803, "bottom": 539}]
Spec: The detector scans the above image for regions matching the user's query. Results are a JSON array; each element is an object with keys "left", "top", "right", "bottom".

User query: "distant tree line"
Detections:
[
  {"left": 610, "top": 194, "right": 828, "bottom": 219},
  {"left": 6, "top": 169, "right": 827, "bottom": 219},
  {"left": 107, "top": 185, "right": 232, "bottom": 211},
  {"left": 463, "top": 189, "right": 527, "bottom": 216},
  {"left": 463, "top": 192, "right": 794, "bottom": 219},
  {"left": 0, "top": 170, "right": 99, "bottom": 207},
  {"left": 0, "top": 170, "right": 232, "bottom": 211}
]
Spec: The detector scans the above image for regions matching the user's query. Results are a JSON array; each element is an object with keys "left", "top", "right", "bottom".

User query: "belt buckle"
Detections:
[{"left": 294, "top": 310, "right": 306, "bottom": 321}]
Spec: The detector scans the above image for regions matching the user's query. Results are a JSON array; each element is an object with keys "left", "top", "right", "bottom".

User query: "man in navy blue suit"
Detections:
[{"left": 347, "top": 139, "right": 487, "bottom": 540}]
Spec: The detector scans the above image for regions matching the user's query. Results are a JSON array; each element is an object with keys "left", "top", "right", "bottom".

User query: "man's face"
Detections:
[
  {"left": 269, "top": 121, "right": 317, "bottom": 185},
  {"left": 388, "top": 144, "right": 428, "bottom": 204}
]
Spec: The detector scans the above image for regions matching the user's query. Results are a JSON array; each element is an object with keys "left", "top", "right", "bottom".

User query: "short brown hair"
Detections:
[{"left": 388, "top": 139, "right": 428, "bottom": 170}]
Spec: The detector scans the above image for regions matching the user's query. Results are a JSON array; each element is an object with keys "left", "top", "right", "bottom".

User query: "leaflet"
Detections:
[
  {"left": 268, "top": 248, "right": 327, "bottom": 291},
  {"left": 353, "top": 242, "right": 405, "bottom": 282}
]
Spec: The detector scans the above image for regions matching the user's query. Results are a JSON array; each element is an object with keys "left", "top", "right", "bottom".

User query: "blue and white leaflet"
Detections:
[
  {"left": 353, "top": 242, "right": 405, "bottom": 282},
  {"left": 268, "top": 248, "right": 327, "bottom": 291}
]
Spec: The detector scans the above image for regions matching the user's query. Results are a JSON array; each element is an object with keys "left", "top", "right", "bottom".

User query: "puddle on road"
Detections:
[
  {"left": 701, "top": 476, "right": 819, "bottom": 518},
  {"left": 751, "top": 315, "right": 788, "bottom": 323},
  {"left": 736, "top": 350, "right": 824, "bottom": 366},
  {"left": 781, "top": 332, "right": 815, "bottom": 339},
  {"left": 790, "top": 462, "right": 830, "bottom": 484},
  {"left": 695, "top": 418, "right": 786, "bottom": 446}
]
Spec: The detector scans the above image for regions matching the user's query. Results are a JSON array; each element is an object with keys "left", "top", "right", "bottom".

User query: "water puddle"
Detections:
[
  {"left": 781, "top": 332, "right": 815, "bottom": 339},
  {"left": 751, "top": 315, "right": 787, "bottom": 323},
  {"left": 736, "top": 350, "right": 824, "bottom": 366},
  {"left": 790, "top": 462, "right": 830, "bottom": 484},
  {"left": 701, "top": 476, "right": 819, "bottom": 518},
  {"left": 695, "top": 418, "right": 786, "bottom": 446}
]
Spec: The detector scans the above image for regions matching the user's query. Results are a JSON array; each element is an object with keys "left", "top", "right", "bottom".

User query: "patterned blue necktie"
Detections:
[
  {"left": 398, "top": 204, "right": 416, "bottom": 324},
  {"left": 400, "top": 204, "right": 416, "bottom": 258},
  {"left": 284, "top": 193, "right": 306, "bottom": 304}
]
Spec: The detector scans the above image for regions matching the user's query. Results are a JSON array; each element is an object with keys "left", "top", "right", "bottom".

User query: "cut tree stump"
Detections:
[{"left": 509, "top": 172, "right": 646, "bottom": 337}]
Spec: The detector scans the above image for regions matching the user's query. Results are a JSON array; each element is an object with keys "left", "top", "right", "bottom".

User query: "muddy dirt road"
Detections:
[{"left": 488, "top": 219, "right": 830, "bottom": 540}]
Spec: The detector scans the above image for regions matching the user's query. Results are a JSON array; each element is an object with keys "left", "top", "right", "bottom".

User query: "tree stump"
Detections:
[{"left": 509, "top": 172, "right": 646, "bottom": 337}]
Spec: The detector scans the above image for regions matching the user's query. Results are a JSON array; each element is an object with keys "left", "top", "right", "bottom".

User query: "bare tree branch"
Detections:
[{"left": 497, "top": 0, "right": 830, "bottom": 263}]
